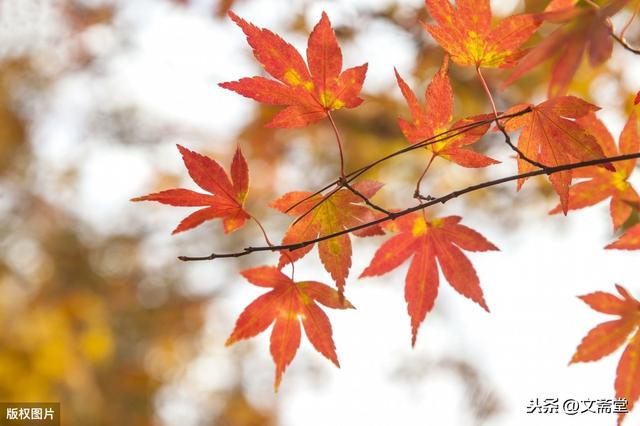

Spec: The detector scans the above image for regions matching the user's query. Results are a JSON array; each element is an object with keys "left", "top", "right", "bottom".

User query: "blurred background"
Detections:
[{"left": 0, "top": 0, "right": 639, "bottom": 425}]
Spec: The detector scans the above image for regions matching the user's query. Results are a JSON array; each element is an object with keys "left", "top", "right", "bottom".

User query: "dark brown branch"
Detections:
[
  {"left": 344, "top": 110, "right": 529, "bottom": 182},
  {"left": 281, "top": 109, "right": 534, "bottom": 231},
  {"left": 282, "top": 108, "right": 533, "bottom": 215},
  {"left": 288, "top": 110, "right": 392, "bottom": 225},
  {"left": 339, "top": 177, "right": 392, "bottom": 216},
  {"left": 415, "top": 194, "right": 437, "bottom": 202},
  {"left": 476, "top": 67, "right": 548, "bottom": 170},
  {"left": 283, "top": 178, "right": 339, "bottom": 214},
  {"left": 495, "top": 120, "right": 549, "bottom": 169},
  {"left": 283, "top": 112, "right": 510, "bottom": 214},
  {"left": 612, "top": 33, "right": 640, "bottom": 54},
  {"left": 178, "top": 151, "right": 640, "bottom": 262},
  {"left": 289, "top": 185, "right": 340, "bottom": 227},
  {"left": 287, "top": 177, "right": 393, "bottom": 229}
]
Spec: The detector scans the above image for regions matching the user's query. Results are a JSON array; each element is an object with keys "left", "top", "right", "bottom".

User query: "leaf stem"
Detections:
[
  {"left": 476, "top": 66, "right": 499, "bottom": 119},
  {"left": 414, "top": 153, "right": 436, "bottom": 201},
  {"left": 250, "top": 215, "right": 273, "bottom": 247},
  {"left": 250, "top": 215, "right": 295, "bottom": 280},
  {"left": 327, "top": 111, "right": 346, "bottom": 179}
]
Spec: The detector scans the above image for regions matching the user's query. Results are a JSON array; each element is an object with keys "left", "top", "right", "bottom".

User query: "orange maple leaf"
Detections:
[
  {"left": 131, "top": 145, "right": 250, "bottom": 234},
  {"left": 226, "top": 266, "right": 354, "bottom": 390},
  {"left": 571, "top": 284, "right": 640, "bottom": 425},
  {"left": 505, "top": 0, "right": 628, "bottom": 96},
  {"left": 549, "top": 111, "right": 640, "bottom": 229},
  {"left": 502, "top": 96, "right": 611, "bottom": 213},
  {"left": 270, "top": 181, "right": 384, "bottom": 293},
  {"left": 423, "top": 0, "right": 541, "bottom": 69},
  {"left": 607, "top": 224, "right": 640, "bottom": 250},
  {"left": 395, "top": 56, "right": 498, "bottom": 167},
  {"left": 360, "top": 213, "right": 498, "bottom": 346},
  {"left": 219, "top": 11, "right": 367, "bottom": 128}
]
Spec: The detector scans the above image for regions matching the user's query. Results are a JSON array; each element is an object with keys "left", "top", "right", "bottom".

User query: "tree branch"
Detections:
[
  {"left": 178, "top": 151, "right": 640, "bottom": 262},
  {"left": 339, "top": 177, "right": 392, "bottom": 216},
  {"left": 612, "top": 33, "right": 640, "bottom": 54},
  {"left": 476, "top": 67, "right": 548, "bottom": 170},
  {"left": 282, "top": 107, "right": 532, "bottom": 215},
  {"left": 343, "top": 109, "right": 532, "bottom": 183}
]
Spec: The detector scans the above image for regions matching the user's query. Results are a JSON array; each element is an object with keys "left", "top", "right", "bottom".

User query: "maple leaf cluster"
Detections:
[{"left": 132, "top": 0, "right": 640, "bottom": 416}]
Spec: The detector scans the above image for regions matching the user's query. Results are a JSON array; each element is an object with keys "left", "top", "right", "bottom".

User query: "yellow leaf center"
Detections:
[
  {"left": 319, "top": 90, "right": 345, "bottom": 110},
  {"left": 284, "top": 69, "right": 314, "bottom": 91},
  {"left": 611, "top": 171, "right": 630, "bottom": 192},
  {"left": 430, "top": 218, "right": 444, "bottom": 228},
  {"left": 412, "top": 217, "right": 428, "bottom": 237}
]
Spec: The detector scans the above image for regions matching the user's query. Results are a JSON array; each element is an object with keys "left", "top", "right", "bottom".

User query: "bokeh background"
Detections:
[{"left": 1, "top": 0, "right": 639, "bottom": 425}]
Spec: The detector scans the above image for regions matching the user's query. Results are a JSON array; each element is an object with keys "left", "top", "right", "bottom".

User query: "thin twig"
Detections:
[
  {"left": 495, "top": 118, "right": 549, "bottom": 170},
  {"left": 328, "top": 110, "right": 391, "bottom": 214},
  {"left": 476, "top": 66, "right": 549, "bottom": 170},
  {"left": 289, "top": 185, "right": 340, "bottom": 227},
  {"left": 345, "top": 115, "right": 499, "bottom": 181},
  {"left": 284, "top": 120, "right": 489, "bottom": 216},
  {"left": 282, "top": 108, "right": 532, "bottom": 215},
  {"left": 339, "top": 177, "right": 392, "bottom": 216},
  {"left": 612, "top": 33, "right": 640, "bottom": 54},
  {"left": 288, "top": 114, "right": 512, "bottom": 226},
  {"left": 178, "top": 151, "right": 640, "bottom": 262},
  {"left": 283, "top": 178, "right": 339, "bottom": 214}
]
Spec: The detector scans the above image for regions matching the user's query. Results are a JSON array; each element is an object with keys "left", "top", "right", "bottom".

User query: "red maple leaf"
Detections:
[
  {"left": 219, "top": 11, "right": 367, "bottom": 128},
  {"left": 131, "top": 145, "right": 250, "bottom": 234},
  {"left": 226, "top": 266, "right": 354, "bottom": 390},
  {"left": 394, "top": 56, "right": 498, "bottom": 167},
  {"left": 360, "top": 213, "right": 498, "bottom": 345},
  {"left": 571, "top": 284, "right": 640, "bottom": 425},
  {"left": 549, "top": 111, "right": 640, "bottom": 229},
  {"left": 606, "top": 224, "right": 640, "bottom": 250},
  {"left": 505, "top": 0, "right": 628, "bottom": 96},
  {"left": 502, "top": 96, "right": 611, "bottom": 213},
  {"left": 423, "top": 0, "right": 541, "bottom": 68},
  {"left": 270, "top": 181, "right": 384, "bottom": 293}
]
